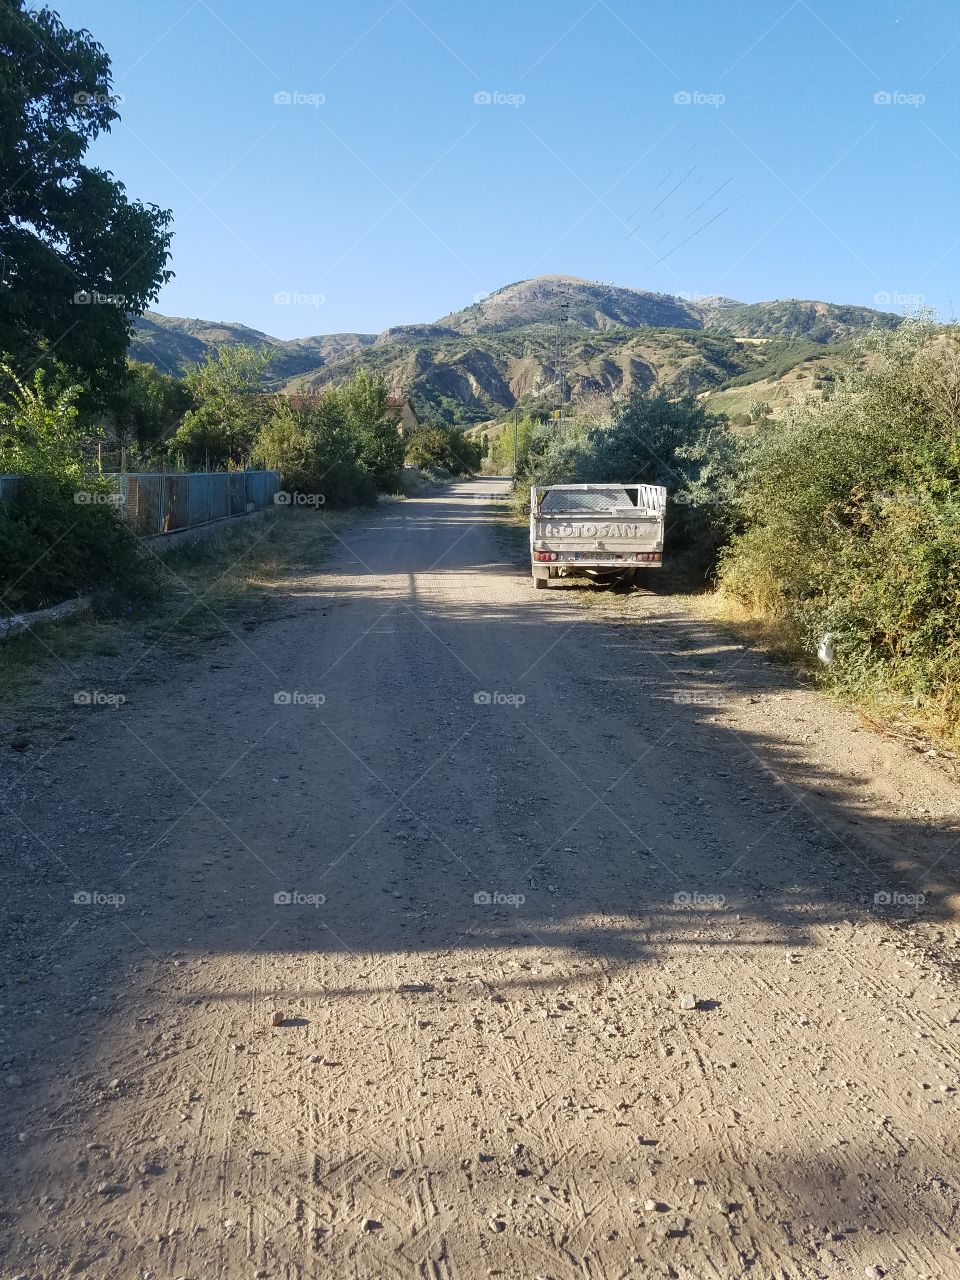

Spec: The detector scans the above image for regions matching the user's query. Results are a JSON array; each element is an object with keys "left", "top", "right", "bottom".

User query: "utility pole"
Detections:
[{"left": 554, "top": 292, "right": 569, "bottom": 429}]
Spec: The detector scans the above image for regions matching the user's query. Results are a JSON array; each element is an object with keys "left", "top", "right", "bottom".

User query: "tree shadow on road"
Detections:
[{"left": 2, "top": 489, "right": 959, "bottom": 1277}]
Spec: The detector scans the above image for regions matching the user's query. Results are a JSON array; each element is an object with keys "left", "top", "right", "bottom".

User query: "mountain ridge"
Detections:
[{"left": 129, "top": 275, "right": 902, "bottom": 423}]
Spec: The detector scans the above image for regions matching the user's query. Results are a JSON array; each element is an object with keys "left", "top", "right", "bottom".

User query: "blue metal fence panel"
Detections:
[
  {"left": 0, "top": 470, "right": 279, "bottom": 536},
  {"left": 229, "top": 473, "right": 245, "bottom": 517},
  {"left": 209, "top": 474, "right": 230, "bottom": 522},
  {"left": 185, "top": 474, "right": 206, "bottom": 529},
  {"left": 123, "top": 474, "right": 162, "bottom": 536}
]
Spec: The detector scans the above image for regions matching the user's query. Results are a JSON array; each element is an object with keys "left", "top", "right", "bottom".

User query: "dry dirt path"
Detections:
[{"left": 2, "top": 477, "right": 960, "bottom": 1280}]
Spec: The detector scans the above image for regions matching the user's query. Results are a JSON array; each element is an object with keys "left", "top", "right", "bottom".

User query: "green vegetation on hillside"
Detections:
[
  {"left": 705, "top": 299, "right": 900, "bottom": 344},
  {"left": 721, "top": 339, "right": 837, "bottom": 388},
  {"left": 131, "top": 279, "right": 903, "bottom": 428}
]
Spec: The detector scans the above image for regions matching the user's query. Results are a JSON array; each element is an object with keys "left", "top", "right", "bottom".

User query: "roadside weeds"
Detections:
[
  {"left": 495, "top": 503, "right": 959, "bottom": 767},
  {"left": 0, "top": 506, "right": 369, "bottom": 714}
]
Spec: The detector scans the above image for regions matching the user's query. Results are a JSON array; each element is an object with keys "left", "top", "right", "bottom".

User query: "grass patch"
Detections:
[
  {"left": 493, "top": 500, "right": 529, "bottom": 565},
  {"left": 690, "top": 587, "right": 959, "bottom": 756},
  {"left": 688, "top": 589, "right": 811, "bottom": 669},
  {"left": 0, "top": 506, "right": 370, "bottom": 710}
]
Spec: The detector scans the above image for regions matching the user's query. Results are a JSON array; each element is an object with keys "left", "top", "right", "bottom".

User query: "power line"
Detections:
[
  {"left": 627, "top": 144, "right": 697, "bottom": 220},
  {"left": 652, "top": 176, "right": 736, "bottom": 246},
  {"left": 649, "top": 163, "right": 699, "bottom": 215},
  {"left": 626, "top": 164, "right": 699, "bottom": 239},
  {"left": 679, "top": 175, "right": 735, "bottom": 224},
  {"left": 651, "top": 198, "right": 740, "bottom": 265}
]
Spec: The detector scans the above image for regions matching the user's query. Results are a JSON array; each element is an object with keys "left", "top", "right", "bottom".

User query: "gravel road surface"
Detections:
[{"left": 2, "top": 477, "right": 959, "bottom": 1280}]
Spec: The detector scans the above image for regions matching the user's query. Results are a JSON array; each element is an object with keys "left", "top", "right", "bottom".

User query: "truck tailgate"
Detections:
[{"left": 532, "top": 514, "right": 663, "bottom": 552}]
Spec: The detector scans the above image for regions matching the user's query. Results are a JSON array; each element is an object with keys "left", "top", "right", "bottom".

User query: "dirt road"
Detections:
[{"left": 2, "top": 477, "right": 960, "bottom": 1280}]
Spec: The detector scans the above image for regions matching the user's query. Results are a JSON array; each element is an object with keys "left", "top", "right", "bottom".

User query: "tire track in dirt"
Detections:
[{"left": 2, "top": 479, "right": 960, "bottom": 1279}]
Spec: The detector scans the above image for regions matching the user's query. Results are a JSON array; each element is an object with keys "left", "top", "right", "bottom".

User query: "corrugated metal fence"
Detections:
[
  {"left": 0, "top": 471, "right": 280, "bottom": 537},
  {"left": 119, "top": 471, "right": 279, "bottom": 537}
]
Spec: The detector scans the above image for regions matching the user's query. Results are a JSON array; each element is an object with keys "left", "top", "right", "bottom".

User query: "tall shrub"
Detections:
[{"left": 718, "top": 322, "right": 960, "bottom": 729}]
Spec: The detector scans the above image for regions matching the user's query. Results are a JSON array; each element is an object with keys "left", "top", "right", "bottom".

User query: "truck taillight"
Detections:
[
  {"left": 636, "top": 552, "right": 662, "bottom": 563},
  {"left": 533, "top": 552, "right": 558, "bottom": 561}
]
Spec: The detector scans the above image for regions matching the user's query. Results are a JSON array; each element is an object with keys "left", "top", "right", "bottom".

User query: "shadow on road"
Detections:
[{"left": 1, "top": 482, "right": 957, "bottom": 1276}]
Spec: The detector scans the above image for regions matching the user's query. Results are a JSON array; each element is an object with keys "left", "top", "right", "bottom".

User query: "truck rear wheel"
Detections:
[{"left": 533, "top": 575, "right": 548, "bottom": 590}]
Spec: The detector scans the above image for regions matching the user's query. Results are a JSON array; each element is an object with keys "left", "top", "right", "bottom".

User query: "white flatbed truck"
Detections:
[{"left": 530, "top": 482, "right": 667, "bottom": 589}]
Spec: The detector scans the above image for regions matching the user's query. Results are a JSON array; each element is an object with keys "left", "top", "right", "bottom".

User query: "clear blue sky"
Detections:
[{"left": 57, "top": 0, "right": 960, "bottom": 337}]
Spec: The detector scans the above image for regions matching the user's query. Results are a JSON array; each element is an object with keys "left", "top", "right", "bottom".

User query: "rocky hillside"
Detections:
[
  {"left": 131, "top": 314, "right": 377, "bottom": 382},
  {"left": 130, "top": 275, "right": 901, "bottom": 423}
]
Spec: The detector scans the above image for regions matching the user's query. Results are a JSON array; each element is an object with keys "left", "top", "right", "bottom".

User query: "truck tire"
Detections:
[{"left": 533, "top": 575, "right": 548, "bottom": 590}]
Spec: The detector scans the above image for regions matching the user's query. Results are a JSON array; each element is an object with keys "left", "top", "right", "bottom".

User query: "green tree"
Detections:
[
  {"left": 171, "top": 345, "right": 272, "bottom": 469},
  {"left": 405, "top": 426, "right": 450, "bottom": 469},
  {"left": 0, "top": 2, "right": 173, "bottom": 394},
  {"left": 405, "top": 423, "right": 481, "bottom": 473},
  {"left": 252, "top": 392, "right": 377, "bottom": 507},
  {"left": 107, "top": 360, "right": 189, "bottom": 463},
  {"left": 336, "top": 369, "right": 403, "bottom": 487},
  {"left": 491, "top": 414, "right": 539, "bottom": 475},
  {"left": 0, "top": 363, "right": 87, "bottom": 479}
]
